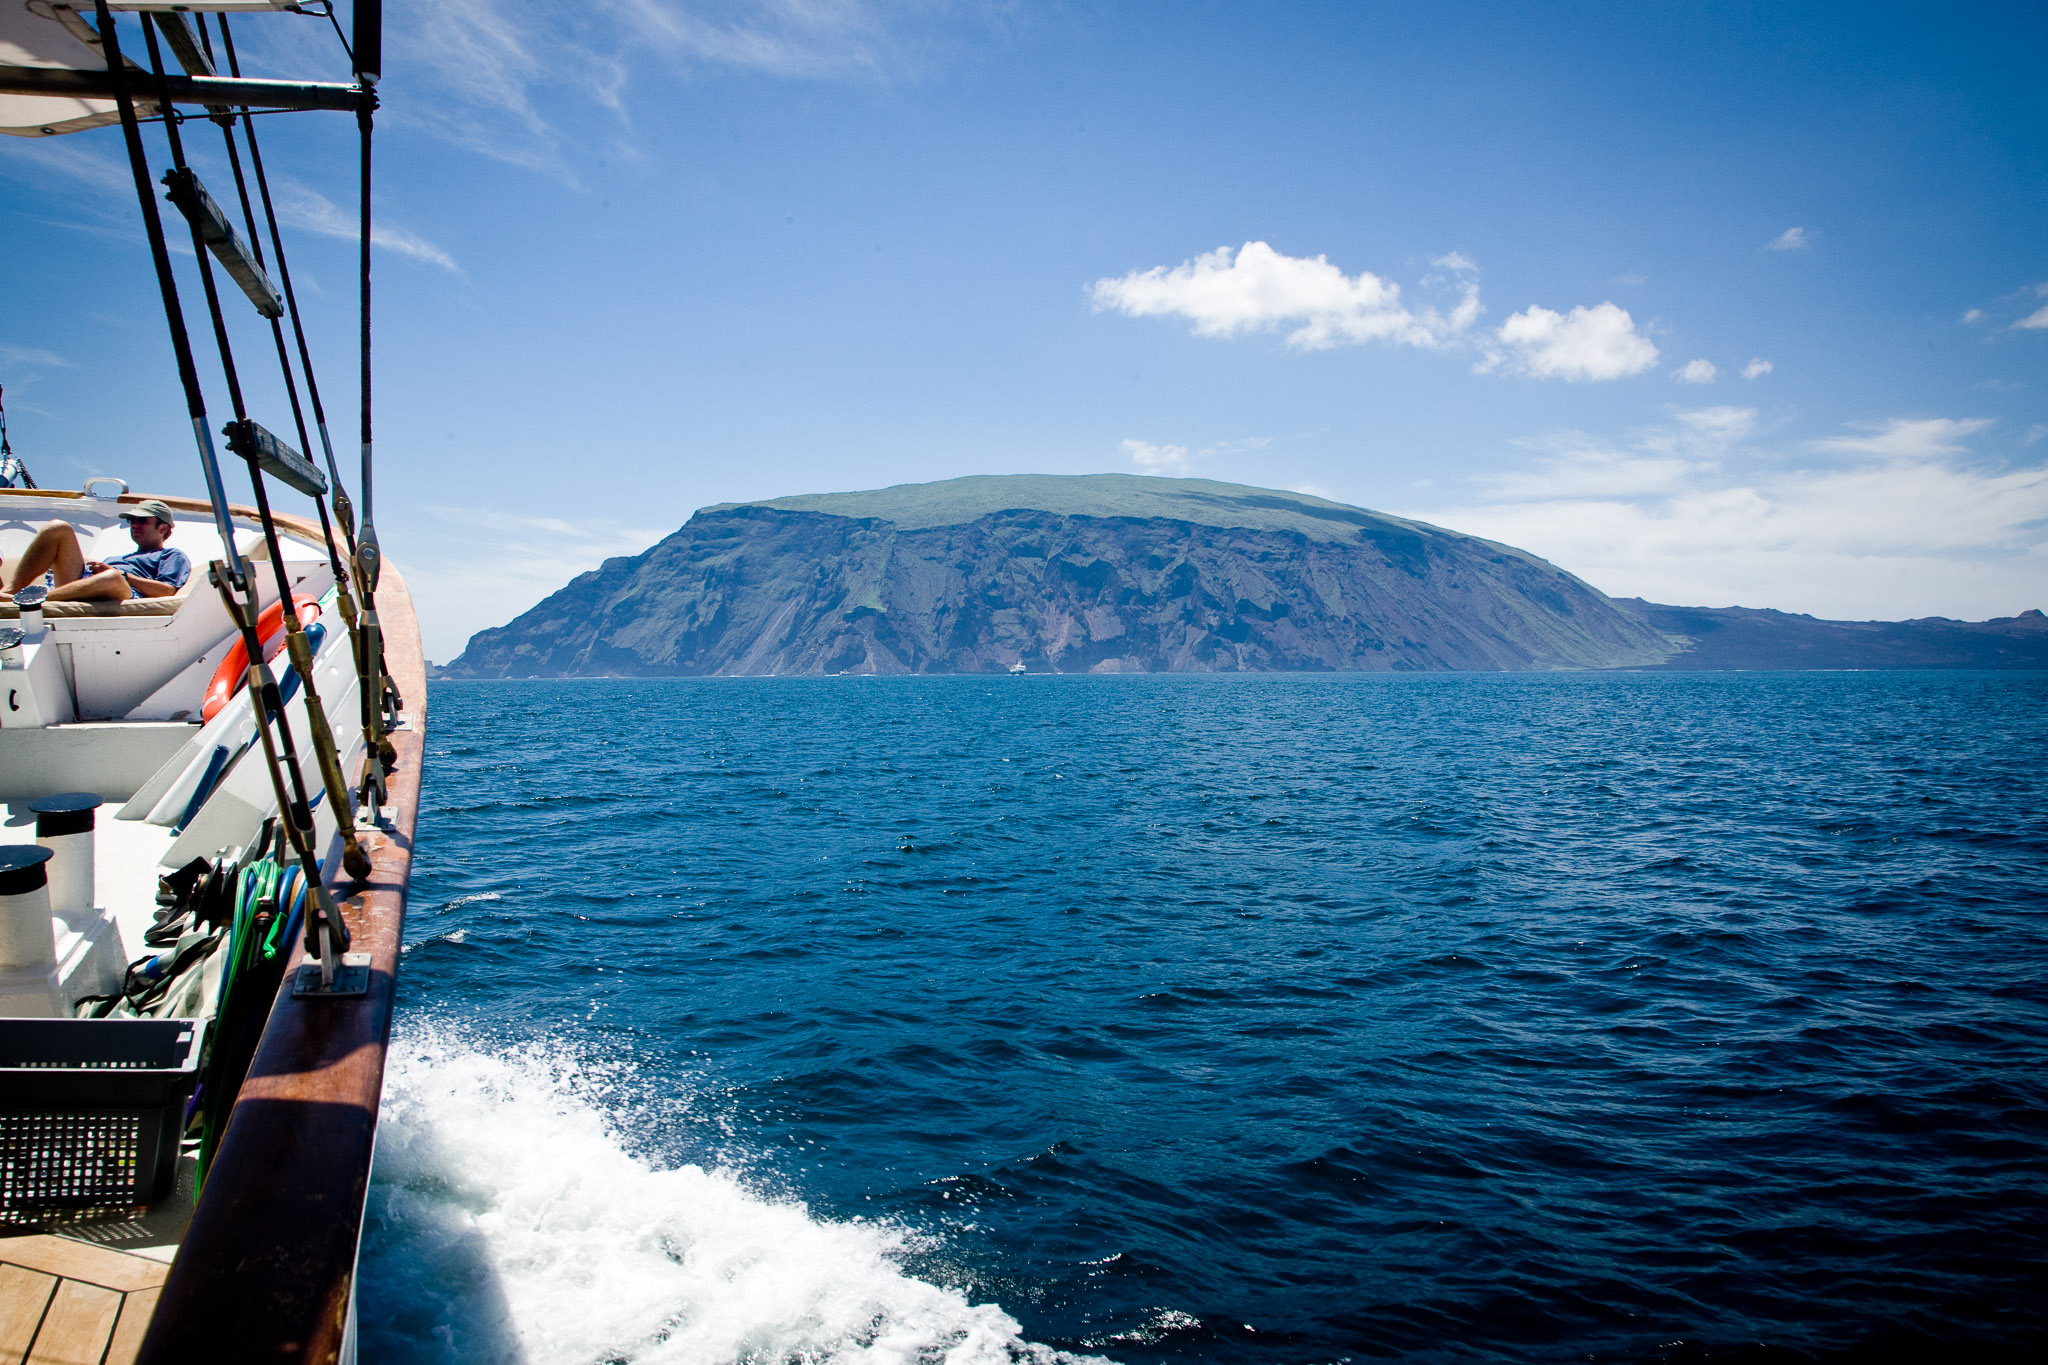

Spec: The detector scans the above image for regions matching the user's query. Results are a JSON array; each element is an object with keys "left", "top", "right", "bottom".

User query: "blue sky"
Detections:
[{"left": 3, "top": 1, "right": 2044, "bottom": 660}]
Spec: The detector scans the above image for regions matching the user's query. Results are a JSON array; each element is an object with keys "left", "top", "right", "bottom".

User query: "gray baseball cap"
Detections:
[{"left": 117, "top": 499, "right": 177, "bottom": 523}]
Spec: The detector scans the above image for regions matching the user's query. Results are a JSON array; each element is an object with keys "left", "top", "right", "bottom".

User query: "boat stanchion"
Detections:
[
  {"left": 12, "top": 582, "right": 48, "bottom": 639},
  {"left": 28, "top": 791, "right": 101, "bottom": 918},
  {"left": 0, "top": 846, "right": 61, "bottom": 1015}
]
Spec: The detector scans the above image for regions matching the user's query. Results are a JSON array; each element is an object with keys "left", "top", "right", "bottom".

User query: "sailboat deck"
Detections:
[{"left": 0, "top": 1236, "right": 163, "bottom": 1365}]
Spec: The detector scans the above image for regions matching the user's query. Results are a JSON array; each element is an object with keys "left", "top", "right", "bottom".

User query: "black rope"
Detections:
[
  {"left": 353, "top": 78, "right": 397, "bottom": 757},
  {"left": 210, "top": 11, "right": 374, "bottom": 882},
  {"left": 141, "top": 17, "right": 251, "bottom": 425},
  {"left": 141, "top": 13, "right": 333, "bottom": 903},
  {"left": 357, "top": 101, "right": 374, "bottom": 550},
  {"left": 217, "top": 15, "right": 362, "bottom": 567},
  {"left": 90, "top": 1, "right": 243, "bottom": 574}
]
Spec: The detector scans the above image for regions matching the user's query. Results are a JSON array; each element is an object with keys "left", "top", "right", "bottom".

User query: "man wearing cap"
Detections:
[{"left": 1, "top": 500, "right": 191, "bottom": 603}]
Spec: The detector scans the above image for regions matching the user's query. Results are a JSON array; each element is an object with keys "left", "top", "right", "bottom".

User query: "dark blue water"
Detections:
[{"left": 361, "top": 673, "right": 2048, "bottom": 1364}]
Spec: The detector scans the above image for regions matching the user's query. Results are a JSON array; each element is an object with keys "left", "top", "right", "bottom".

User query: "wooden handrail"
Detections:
[
  {"left": 0, "top": 487, "right": 327, "bottom": 549},
  {"left": 133, "top": 563, "right": 426, "bottom": 1363}
]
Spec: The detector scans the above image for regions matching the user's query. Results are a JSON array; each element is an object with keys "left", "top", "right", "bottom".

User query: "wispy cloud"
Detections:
[
  {"left": 0, "top": 138, "right": 133, "bottom": 197},
  {"left": 326, "top": 1, "right": 1009, "bottom": 173},
  {"left": 1955, "top": 281, "right": 2047, "bottom": 332},
  {"left": 1675, "top": 359, "right": 1717, "bottom": 384},
  {"left": 1408, "top": 412, "right": 2048, "bottom": 620},
  {"left": 1480, "top": 302, "right": 1659, "bottom": 382},
  {"left": 0, "top": 345, "right": 69, "bottom": 369},
  {"left": 1122, "top": 439, "right": 1190, "bottom": 475},
  {"left": 1809, "top": 417, "right": 1994, "bottom": 461},
  {"left": 1089, "top": 242, "right": 1480, "bottom": 351},
  {"left": 390, "top": 504, "right": 665, "bottom": 659},
  {"left": 1766, "top": 226, "right": 1811, "bottom": 251},
  {"left": 1742, "top": 357, "right": 1773, "bottom": 380},
  {"left": 1120, "top": 434, "right": 1270, "bottom": 478},
  {"left": 272, "top": 183, "right": 462, "bottom": 272}
]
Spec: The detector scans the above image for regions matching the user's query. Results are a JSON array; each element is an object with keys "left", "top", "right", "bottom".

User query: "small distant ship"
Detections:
[{"left": 1009, "top": 661, "right": 1027, "bottom": 675}]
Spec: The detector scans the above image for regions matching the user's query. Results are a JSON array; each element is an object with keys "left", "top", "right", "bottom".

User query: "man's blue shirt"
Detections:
[{"left": 106, "top": 546, "right": 191, "bottom": 593}]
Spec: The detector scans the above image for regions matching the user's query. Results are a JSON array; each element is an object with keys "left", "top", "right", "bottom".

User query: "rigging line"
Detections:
[
  {"left": 140, "top": 18, "right": 250, "bottom": 425},
  {"left": 314, "top": 0, "right": 354, "bottom": 66},
  {"left": 89, "top": 0, "right": 246, "bottom": 588},
  {"left": 216, "top": 18, "right": 356, "bottom": 523},
  {"left": 354, "top": 67, "right": 398, "bottom": 772},
  {"left": 142, "top": 13, "right": 332, "bottom": 910},
  {"left": 205, "top": 13, "right": 373, "bottom": 883},
  {"left": 217, "top": 16, "right": 366, "bottom": 577}
]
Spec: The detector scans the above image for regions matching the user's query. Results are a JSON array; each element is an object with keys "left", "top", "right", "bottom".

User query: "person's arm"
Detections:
[{"left": 121, "top": 550, "right": 190, "bottom": 599}]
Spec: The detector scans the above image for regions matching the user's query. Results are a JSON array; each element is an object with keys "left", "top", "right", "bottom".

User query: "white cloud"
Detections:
[
  {"left": 1672, "top": 405, "right": 1759, "bottom": 444},
  {"left": 1810, "top": 417, "right": 1994, "bottom": 461},
  {"left": 1675, "top": 359, "right": 1717, "bottom": 384},
  {"left": 1119, "top": 434, "right": 1269, "bottom": 477},
  {"left": 1121, "top": 438, "right": 1191, "bottom": 475},
  {"left": 0, "top": 345, "right": 68, "bottom": 368},
  {"left": 1094, "top": 244, "right": 1665, "bottom": 384},
  {"left": 1953, "top": 282, "right": 2048, "bottom": 332},
  {"left": 271, "top": 184, "right": 462, "bottom": 273},
  {"left": 1767, "top": 227, "right": 1811, "bottom": 251},
  {"left": 1742, "top": 357, "right": 1774, "bottom": 379},
  {"left": 1486, "top": 302, "right": 1659, "bottom": 382},
  {"left": 1407, "top": 413, "right": 2048, "bottom": 620},
  {"left": 1088, "top": 242, "right": 1479, "bottom": 351}
]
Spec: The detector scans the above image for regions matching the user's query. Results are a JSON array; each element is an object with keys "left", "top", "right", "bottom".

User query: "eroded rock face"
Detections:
[
  {"left": 1615, "top": 600, "right": 2048, "bottom": 670},
  {"left": 448, "top": 476, "right": 1679, "bottom": 677}
]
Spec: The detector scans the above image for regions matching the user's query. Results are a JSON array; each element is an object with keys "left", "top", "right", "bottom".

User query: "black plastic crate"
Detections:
[{"left": 0, "top": 1017, "right": 203, "bottom": 1220}]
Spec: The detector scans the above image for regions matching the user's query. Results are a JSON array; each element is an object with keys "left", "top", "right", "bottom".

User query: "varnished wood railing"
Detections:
[{"left": 133, "top": 559, "right": 426, "bottom": 1364}]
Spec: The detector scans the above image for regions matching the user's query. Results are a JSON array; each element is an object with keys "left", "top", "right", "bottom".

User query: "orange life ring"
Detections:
[{"left": 200, "top": 595, "right": 322, "bottom": 721}]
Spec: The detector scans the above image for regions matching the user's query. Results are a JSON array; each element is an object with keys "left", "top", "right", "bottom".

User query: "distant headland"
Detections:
[{"left": 444, "top": 475, "right": 2047, "bottom": 677}]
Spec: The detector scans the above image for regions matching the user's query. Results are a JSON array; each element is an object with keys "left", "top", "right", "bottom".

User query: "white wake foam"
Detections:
[{"left": 364, "top": 1024, "right": 1107, "bottom": 1365}]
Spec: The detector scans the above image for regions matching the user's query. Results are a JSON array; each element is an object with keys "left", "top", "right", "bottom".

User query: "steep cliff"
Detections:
[{"left": 448, "top": 475, "right": 1678, "bottom": 676}]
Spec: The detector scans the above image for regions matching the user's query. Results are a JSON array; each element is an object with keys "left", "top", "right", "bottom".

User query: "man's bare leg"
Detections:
[{"left": 1, "top": 521, "right": 105, "bottom": 601}]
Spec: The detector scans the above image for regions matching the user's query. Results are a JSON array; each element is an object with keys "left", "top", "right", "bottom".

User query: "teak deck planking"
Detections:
[{"left": 0, "top": 1235, "right": 166, "bottom": 1365}]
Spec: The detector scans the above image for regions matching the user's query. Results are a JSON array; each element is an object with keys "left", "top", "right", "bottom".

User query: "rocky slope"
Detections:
[
  {"left": 448, "top": 475, "right": 1679, "bottom": 676},
  {"left": 1616, "top": 600, "right": 2048, "bottom": 670}
]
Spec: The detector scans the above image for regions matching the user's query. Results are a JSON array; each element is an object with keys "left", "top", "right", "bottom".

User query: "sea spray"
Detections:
[{"left": 361, "top": 1022, "right": 1110, "bottom": 1365}]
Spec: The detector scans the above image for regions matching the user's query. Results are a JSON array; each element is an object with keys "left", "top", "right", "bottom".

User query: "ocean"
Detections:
[{"left": 358, "top": 672, "right": 2048, "bottom": 1364}]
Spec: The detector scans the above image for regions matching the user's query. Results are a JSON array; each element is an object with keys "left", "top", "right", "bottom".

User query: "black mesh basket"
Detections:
[{"left": 0, "top": 1017, "right": 203, "bottom": 1222}]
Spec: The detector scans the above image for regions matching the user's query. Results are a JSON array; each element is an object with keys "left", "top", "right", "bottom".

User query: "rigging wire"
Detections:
[
  {"left": 352, "top": 37, "right": 399, "bottom": 788},
  {"left": 88, "top": 0, "right": 245, "bottom": 582},
  {"left": 215, "top": 12, "right": 396, "bottom": 763},
  {"left": 197, "top": 12, "right": 374, "bottom": 882},
  {"left": 134, "top": 10, "right": 354, "bottom": 971}
]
